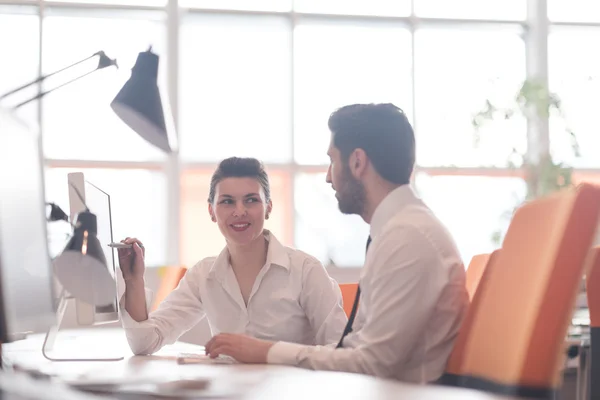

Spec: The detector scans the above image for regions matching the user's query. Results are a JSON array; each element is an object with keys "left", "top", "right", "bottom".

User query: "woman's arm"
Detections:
[{"left": 120, "top": 264, "right": 206, "bottom": 355}]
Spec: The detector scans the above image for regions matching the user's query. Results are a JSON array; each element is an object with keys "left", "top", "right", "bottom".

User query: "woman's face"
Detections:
[{"left": 208, "top": 177, "right": 272, "bottom": 247}]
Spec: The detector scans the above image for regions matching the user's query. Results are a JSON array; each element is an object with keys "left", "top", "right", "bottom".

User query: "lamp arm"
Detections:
[
  {"left": 0, "top": 50, "right": 117, "bottom": 109},
  {"left": 14, "top": 68, "right": 97, "bottom": 109}
]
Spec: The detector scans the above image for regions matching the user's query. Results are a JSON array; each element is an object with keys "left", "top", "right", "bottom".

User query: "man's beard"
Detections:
[{"left": 336, "top": 166, "right": 367, "bottom": 216}]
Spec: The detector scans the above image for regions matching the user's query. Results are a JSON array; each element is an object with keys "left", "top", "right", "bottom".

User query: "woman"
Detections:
[{"left": 118, "top": 157, "right": 347, "bottom": 356}]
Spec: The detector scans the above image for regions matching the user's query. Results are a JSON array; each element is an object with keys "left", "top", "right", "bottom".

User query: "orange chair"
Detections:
[
  {"left": 151, "top": 266, "right": 188, "bottom": 312},
  {"left": 440, "top": 183, "right": 600, "bottom": 398},
  {"left": 465, "top": 251, "right": 499, "bottom": 300},
  {"left": 339, "top": 283, "right": 359, "bottom": 318},
  {"left": 586, "top": 246, "right": 600, "bottom": 400}
]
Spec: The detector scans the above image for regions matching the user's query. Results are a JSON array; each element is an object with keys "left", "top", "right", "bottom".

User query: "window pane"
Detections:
[
  {"left": 549, "top": 30, "right": 600, "bottom": 168},
  {"left": 548, "top": 0, "right": 600, "bottom": 23},
  {"left": 414, "top": 28, "right": 526, "bottom": 167},
  {"left": 0, "top": 10, "right": 39, "bottom": 124},
  {"left": 180, "top": 15, "right": 291, "bottom": 163},
  {"left": 294, "top": 173, "right": 370, "bottom": 267},
  {"left": 414, "top": 0, "right": 526, "bottom": 20},
  {"left": 44, "top": 168, "right": 168, "bottom": 267},
  {"left": 294, "top": 0, "right": 410, "bottom": 16},
  {"left": 294, "top": 22, "right": 412, "bottom": 165},
  {"left": 414, "top": 173, "right": 526, "bottom": 265},
  {"left": 180, "top": 169, "right": 292, "bottom": 268},
  {"left": 180, "top": 0, "right": 291, "bottom": 12},
  {"left": 41, "top": 12, "right": 167, "bottom": 161},
  {"left": 46, "top": 0, "right": 166, "bottom": 5}
]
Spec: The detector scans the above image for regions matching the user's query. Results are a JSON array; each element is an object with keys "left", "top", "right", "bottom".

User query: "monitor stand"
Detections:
[{"left": 42, "top": 290, "right": 124, "bottom": 362}]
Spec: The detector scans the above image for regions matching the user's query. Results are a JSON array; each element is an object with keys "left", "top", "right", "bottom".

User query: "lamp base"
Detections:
[{"left": 42, "top": 292, "right": 124, "bottom": 362}]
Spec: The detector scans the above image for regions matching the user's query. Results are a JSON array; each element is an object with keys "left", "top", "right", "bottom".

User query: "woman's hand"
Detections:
[
  {"left": 117, "top": 237, "right": 146, "bottom": 284},
  {"left": 204, "top": 333, "right": 274, "bottom": 364}
]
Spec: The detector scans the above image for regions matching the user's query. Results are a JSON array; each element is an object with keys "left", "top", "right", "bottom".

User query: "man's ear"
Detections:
[
  {"left": 208, "top": 203, "right": 216, "bottom": 222},
  {"left": 349, "top": 148, "right": 368, "bottom": 179}
]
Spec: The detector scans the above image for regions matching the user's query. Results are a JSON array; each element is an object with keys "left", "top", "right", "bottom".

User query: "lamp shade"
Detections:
[
  {"left": 53, "top": 211, "right": 116, "bottom": 307},
  {"left": 111, "top": 48, "right": 174, "bottom": 153}
]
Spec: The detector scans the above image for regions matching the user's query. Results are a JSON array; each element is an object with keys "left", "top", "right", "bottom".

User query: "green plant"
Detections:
[{"left": 472, "top": 78, "right": 580, "bottom": 243}]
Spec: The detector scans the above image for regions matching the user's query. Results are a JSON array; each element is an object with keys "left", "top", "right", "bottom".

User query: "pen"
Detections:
[{"left": 107, "top": 242, "right": 144, "bottom": 249}]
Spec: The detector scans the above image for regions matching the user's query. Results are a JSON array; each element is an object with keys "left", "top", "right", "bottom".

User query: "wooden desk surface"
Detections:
[{"left": 2, "top": 328, "right": 523, "bottom": 400}]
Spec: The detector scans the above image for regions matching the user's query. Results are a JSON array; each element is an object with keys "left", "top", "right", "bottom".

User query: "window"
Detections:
[
  {"left": 180, "top": 168, "right": 292, "bottom": 268},
  {"left": 548, "top": 0, "right": 600, "bottom": 23},
  {"left": 414, "top": 173, "right": 526, "bottom": 265},
  {"left": 414, "top": 0, "right": 526, "bottom": 20},
  {"left": 179, "top": 14, "right": 292, "bottom": 163},
  {"left": 414, "top": 28, "right": 526, "bottom": 167},
  {"left": 294, "top": 21, "right": 412, "bottom": 165},
  {"left": 0, "top": 10, "right": 39, "bottom": 123},
  {"left": 41, "top": 11, "right": 167, "bottom": 161},
  {"left": 294, "top": 0, "right": 410, "bottom": 16},
  {"left": 179, "top": 0, "right": 291, "bottom": 12},
  {"left": 8, "top": 0, "right": 595, "bottom": 273},
  {"left": 294, "top": 172, "right": 370, "bottom": 267},
  {"left": 548, "top": 29, "right": 600, "bottom": 168},
  {"left": 44, "top": 168, "right": 168, "bottom": 267}
]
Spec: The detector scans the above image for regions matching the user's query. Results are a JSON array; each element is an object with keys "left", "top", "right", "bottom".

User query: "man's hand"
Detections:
[{"left": 205, "top": 333, "right": 275, "bottom": 364}]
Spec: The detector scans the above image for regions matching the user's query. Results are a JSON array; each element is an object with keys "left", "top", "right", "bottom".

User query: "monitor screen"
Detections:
[
  {"left": 83, "top": 181, "right": 115, "bottom": 282},
  {"left": 0, "top": 109, "right": 56, "bottom": 342},
  {"left": 67, "top": 172, "right": 119, "bottom": 320},
  {"left": 83, "top": 181, "right": 118, "bottom": 315}
]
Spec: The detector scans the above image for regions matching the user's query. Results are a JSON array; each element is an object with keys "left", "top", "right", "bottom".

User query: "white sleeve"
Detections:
[
  {"left": 120, "top": 266, "right": 206, "bottom": 355},
  {"left": 267, "top": 225, "right": 446, "bottom": 379},
  {"left": 299, "top": 259, "right": 348, "bottom": 346}
]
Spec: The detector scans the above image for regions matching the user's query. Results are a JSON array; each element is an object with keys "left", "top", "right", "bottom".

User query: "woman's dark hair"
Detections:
[
  {"left": 328, "top": 103, "right": 415, "bottom": 185},
  {"left": 207, "top": 157, "right": 271, "bottom": 204}
]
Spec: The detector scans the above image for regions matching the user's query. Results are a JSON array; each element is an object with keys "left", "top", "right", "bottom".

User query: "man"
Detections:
[{"left": 205, "top": 103, "right": 469, "bottom": 383}]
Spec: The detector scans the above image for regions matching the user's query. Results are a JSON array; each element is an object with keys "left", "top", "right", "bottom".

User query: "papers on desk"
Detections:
[
  {"left": 66, "top": 376, "right": 237, "bottom": 398},
  {"left": 72, "top": 380, "right": 223, "bottom": 398},
  {"left": 59, "top": 352, "right": 240, "bottom": 398}
]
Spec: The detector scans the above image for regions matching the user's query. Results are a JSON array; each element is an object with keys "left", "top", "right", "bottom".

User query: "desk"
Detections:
[{"left": 2, "top": 328, "right": 523, "bottom": 400}]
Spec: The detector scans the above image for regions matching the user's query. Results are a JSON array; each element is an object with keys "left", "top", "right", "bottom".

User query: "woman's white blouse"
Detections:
[{"left": 120, "top": 232, "right": 348, "bottom": 355}]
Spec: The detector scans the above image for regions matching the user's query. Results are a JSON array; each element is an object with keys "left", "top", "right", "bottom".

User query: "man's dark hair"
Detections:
[
  {"left": 208, "top": 157, "right": 271, "bottom": 204},
  {"left": 328, "top": 103, "right": 415, "bottom": 185}
]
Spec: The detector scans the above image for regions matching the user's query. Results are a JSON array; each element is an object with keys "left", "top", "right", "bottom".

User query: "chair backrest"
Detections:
[
  {"left": 339, "top": 283, "right": 358, "bottom": 318},
  {"left": 444, "top": 249, "right": 500, "bottom": 378},
  {"left": 586, "top": 246, "right": 600, "bottom": 400},
  {"left": 441, "top": 183, "right": 600, "bottom": 398},
  {"left": 587, "top": 246, "right": 600, "bottom": 328},
  {"left": 466, "top": 252, "right": 492, "bottom": 300},
  {"left": 151, "top": 266, "right": 188, "bottom": 312}
]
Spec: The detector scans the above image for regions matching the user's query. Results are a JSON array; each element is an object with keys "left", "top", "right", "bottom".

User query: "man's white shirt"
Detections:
[
  {"left": 267, "top": 185, "right": 469, "bottom": 383},
  {"left": 120, "top": 231, "right": 348, "bottom": 355}
]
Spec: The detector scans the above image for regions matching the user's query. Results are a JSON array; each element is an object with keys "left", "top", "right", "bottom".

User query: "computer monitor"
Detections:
[
  {"left": 67, "top": 172, "right": 119, "bottom": 326},
  {"left": 0, "top": 108, "right": 56, "bottom": 343}
]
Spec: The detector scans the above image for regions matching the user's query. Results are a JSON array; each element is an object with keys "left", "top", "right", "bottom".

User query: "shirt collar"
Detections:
[
  {"left": 370, "top": 184, "right": 419, "bottom": 240},
  {"left": 208, "top": 230, "right": 290, "bottom": 282}
]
